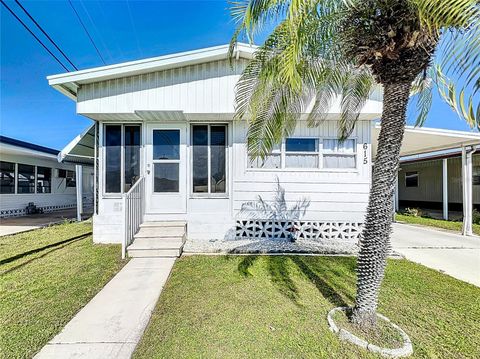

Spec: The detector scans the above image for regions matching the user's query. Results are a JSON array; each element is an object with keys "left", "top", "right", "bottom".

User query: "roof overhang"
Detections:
[
  {"left": 47, "top": 43, "right": 257, "bottom": 100},
  {"left": 372, "top": 124, "right": 480, "bottom": 158},
  {"left": 0, "top": 143, "right": 58, "bottom": 160},
  {"left": 58, "top": 124, "right": 95, "bottom": 165}
]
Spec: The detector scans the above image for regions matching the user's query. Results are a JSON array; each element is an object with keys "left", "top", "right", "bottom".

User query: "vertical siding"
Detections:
[
  {"left": 398, "top": 154, "right": 480, "bottom": 205},
  {"left": 77, "top": 59, "right": 250, "bottom": 114},
  {"left": 232, "top": 120, "right": 372, "bottom": 222}
]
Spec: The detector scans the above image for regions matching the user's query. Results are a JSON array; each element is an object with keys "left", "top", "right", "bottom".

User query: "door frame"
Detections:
[{"left": 145, "top": 123, "right": 187, "bottom": 214}]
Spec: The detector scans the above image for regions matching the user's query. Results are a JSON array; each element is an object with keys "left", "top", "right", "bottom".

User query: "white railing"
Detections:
[{"left": 122, "top": 177, "right": 145, "bottom": 259}]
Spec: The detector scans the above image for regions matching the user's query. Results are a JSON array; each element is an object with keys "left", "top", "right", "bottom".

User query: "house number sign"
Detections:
[{"left": 363, "top": 143, "right": 368, "bottom": 164}]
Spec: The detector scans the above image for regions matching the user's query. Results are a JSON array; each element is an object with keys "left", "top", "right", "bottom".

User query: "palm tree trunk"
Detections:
[{"left": 351, "top": 81, "right": 412, "bottom": 326}]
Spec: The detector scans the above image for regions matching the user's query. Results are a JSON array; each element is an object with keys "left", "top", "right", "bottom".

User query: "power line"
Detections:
[
  {"left": 125, "top": 0, "right": 143, "bottom": 57},
  {"left": 79, "top": 0, "right": 113, "bottom": 63},
  {"left": 1, "top": 0, "right": 70, "bottom": 72},
  {"left": 13, "top": 0, "right": 78, "bottom": 70},
  {"left": 67, "top": 0, "right": 106, "bottom": 65}
]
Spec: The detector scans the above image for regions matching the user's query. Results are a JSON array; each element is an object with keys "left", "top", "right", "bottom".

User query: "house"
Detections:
[
  {"left": 47, "top": 43, "right": 480, "bottom": 257},
  {"left": 47, "top": 44, "right": 381, "bottom": 256},
  {"left": 397, "top": 146, "right": 480, "bottom": 217},
  {"left": 0, "top": 135, "right": 94, "bottom": 218}
]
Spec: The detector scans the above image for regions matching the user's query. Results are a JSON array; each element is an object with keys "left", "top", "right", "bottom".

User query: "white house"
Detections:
[
  {"left": 47, "top": 43, "right": 479, "bottom": 257},
  {"left": 0, "top": 135, "right": 94, "bottom": 218}
]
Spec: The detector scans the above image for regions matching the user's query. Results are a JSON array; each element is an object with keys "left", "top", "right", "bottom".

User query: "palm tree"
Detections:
[{"left": 229, "top": 0, "right": 479, "bottom": 326}]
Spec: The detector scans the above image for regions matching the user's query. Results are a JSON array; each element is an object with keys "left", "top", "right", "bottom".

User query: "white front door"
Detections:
[{"left": 145, "top": 124, "right": 187, "bottom": 213}]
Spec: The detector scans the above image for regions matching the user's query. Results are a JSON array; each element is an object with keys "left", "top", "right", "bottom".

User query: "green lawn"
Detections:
[
  {"left": 0, "top": 221, "right": 127, "bottom": 359},
  {"left": 134, "top": 255, "right": 480, "bottom": 359},
  {"left": 395, "top": 213, "right": 480, "bottom": 235}
]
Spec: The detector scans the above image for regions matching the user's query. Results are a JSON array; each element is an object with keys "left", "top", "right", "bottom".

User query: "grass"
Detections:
[
  {"left": 395, "top": 213, "right": 480, "bottom": 235},
  {"left": 134, "top": 255, "right": 480, "bottom": 359},
  {"left": 0, "top": 220, "right": 127, "bottom": 359}
]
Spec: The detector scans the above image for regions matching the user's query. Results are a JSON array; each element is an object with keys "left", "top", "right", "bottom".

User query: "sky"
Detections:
[{"left": 0, "top": 0, "right": 477, "bottom": 150}]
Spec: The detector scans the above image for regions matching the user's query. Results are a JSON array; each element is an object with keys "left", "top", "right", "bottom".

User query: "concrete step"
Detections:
[
  {"left": 140, "top": 221, "right": 186, "bottom": 228},
  {"left": 127, "top": 248, "right": 182, "bottom": 258},
  {"left": 134, "top": 226, "right": 185, "bottom": 239},
  {"left": 127, "top": 220, "right": 187, "bottom": 258},
  {"left": 128, "top": 237, "right": 184, "bottom": 250}
]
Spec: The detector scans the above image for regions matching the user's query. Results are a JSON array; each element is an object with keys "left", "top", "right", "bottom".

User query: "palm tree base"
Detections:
[{"left": 327, "top": 307, "right": 413, "bottom": 358}]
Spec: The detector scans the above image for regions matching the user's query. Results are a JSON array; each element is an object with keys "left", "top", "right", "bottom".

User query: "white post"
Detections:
[
  {"left": 462, "top": 147, "right": 473, "bottom": 236},
  {"left": 394, "top": 173, "right": 399, "bottom": 213},
  {"left": 442, "top": 158, "right": 448, "bottom": 220},
  {"left": 75, "top": 165, "right": 83, "bottom": 222}
]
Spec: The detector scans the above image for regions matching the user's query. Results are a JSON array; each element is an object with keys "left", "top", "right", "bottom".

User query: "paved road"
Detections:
[{"left": 391, "top": 223, "right": 480, "bottom": 286}]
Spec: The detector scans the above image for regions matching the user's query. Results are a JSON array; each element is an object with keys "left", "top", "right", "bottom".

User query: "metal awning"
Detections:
[
  {"left": 58, "top": 124, "right": 95, "bottom": 165},
  {"left": 372, "top": 124, "right": 480, "bottom": 158}
]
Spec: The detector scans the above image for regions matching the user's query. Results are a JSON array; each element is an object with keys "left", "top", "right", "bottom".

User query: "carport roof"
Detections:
[
  {"left": 58, "top": 124, "right": 95, "bottom": 165},
  {"left": 372, "top": 124, "right": 480, "bottom": 158}
]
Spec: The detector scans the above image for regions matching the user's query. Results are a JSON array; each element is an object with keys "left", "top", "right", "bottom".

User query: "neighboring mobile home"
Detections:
[
  {"left": 0, "top": 135, "right": 94, "bottom": 217},
  {"left": 47, "top": 44, "right": 382, "bottom": 255},
  {"left": 398, "top": 150, "right": 480, "bottom": 214}
]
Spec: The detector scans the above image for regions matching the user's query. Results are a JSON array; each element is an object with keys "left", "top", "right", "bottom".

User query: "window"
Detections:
[
  {"left": 153, "top": 130, "right": 180, "bottom": 192},
  {"left": 17, "top": 164, "right": 35, "bottom": 193},
  {"left": 285, "top": 138, "right": 319, "bottom": 168},
  {"left": 405, "top": 171, "right": 418, "bottom": 187},
  {"left": 124, "top": 126, "right": 141, "bottom": 192},
  {"left": 37, "top": 167, "right": 51, "bottom": 193},
  {"left": 473, "top": 166, "right": 480, "bottom": 185},
  {"left": 0, "top": 161, "right": 15, "bottom": 194},
  {"left": 192, "top": 125, "right": 227, "bottom": 194},
  {"left": 323, "top": 139, "right": 356, "bottom": 169},
  {"left": 59, "top": 169, "right": 76, "bottom": 187},
  {"left": 104, "top": 124, "right": 141, "bottom": 193},
  {"left": 105, "top": 125, "right": 122, "bottom": 193}
]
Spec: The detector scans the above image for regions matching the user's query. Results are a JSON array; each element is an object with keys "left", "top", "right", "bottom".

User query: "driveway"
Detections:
[
  {"left": 0, "top": 209, "right": 82, "bottom": 236},
  {"left": 391, "top": 223, "right": 480, "bottom": 286}
]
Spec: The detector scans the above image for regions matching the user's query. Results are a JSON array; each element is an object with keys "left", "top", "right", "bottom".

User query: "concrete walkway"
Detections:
[
  {"left": 35, "top": 257, "right": 175, "bottom": 359},
  {"left": 391, "top": 223, "right": 480, "bottom": 286}
]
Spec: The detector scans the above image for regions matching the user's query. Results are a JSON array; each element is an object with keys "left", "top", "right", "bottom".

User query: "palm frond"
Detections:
[{"left": 410, "top": 72, "right": 434, "bottom": 126}]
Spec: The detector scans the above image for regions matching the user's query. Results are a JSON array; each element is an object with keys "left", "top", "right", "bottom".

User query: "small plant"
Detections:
[
  {"left": 403, "top": 207, "right": 423, "bottom": 217},
  {"left": 472, "top": 208, "right": 480, "bottom": 225}
]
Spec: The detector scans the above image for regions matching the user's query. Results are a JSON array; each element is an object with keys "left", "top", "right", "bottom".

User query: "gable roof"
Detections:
[
  {"left": 0, "top": 135, "right": 59, "bottom": 156},
  {"left": 47, "top": 43, "right": 257, "bottom": 100}
]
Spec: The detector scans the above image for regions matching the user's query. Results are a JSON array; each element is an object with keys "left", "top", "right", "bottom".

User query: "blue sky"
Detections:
[{"left": 0, "top": 0, "right": 476, "bottom": 150}]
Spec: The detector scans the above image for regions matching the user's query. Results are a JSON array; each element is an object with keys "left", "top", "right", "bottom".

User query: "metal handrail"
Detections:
[{"left": 122, "top": 176, "right": 145, "bottom": 259}]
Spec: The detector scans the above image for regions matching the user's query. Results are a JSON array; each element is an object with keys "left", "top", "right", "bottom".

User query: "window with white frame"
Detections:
[
  {"left": 322, "top": 139, "right": 356, "bottom": 169},
  {"left": 248, "top": 137, "right": 357, "bottom": 170},
  {"left": 285, "top": 138, "right": 319, "bottom": 168},
  {"left": 153, "top": 129, "right": 180, "bottom": 193},
  {"left": 192, "top": 124, "right": 227, "bottom": 194},
  {"left": 405, "top": 171, "right": 419, "bottom": 187},
  {"left": 104, "top": 124, "right": 141, "bottom": 194}
]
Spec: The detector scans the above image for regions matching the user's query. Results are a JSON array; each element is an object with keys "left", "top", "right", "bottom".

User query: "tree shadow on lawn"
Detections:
[
  {"left": 0, "top": 233, "right": 91, "bottom": 275},
  {"left": 234, "top": 255, "right": 355, "bottom": 308}
]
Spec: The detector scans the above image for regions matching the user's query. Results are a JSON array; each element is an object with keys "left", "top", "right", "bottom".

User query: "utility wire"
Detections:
[
  {"left": 1, "top": 0, "right": 70, "bottom": 71},
  {"left": 79, "top": 0, "right": 113, "bottom": 62},
  {"left": 67, "top": 0, "right": 106, "bottom": 65},
  {"left": 13, "top": 0, "right": 78, "bottom": 70},
  {"left": 125, "top": 0, "right": 143, "bottom": 57}
]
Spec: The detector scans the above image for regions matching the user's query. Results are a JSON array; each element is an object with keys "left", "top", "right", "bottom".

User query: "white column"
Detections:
[
  {"left": 462, "top": 147, "right": 473, "bottom": 236},
  {"left": 394, "top": 173, "right": 399, "bottom": 212},
  {"left": 76, "top": 164, "right": 83, "bottom": 222},
  {"left": 442, "top": 158, "right": 448, "bottom": 220}
]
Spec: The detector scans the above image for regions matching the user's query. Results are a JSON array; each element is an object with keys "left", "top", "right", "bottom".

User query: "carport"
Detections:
[
  {"left": 373, "top": 125, "right": 480, "bottom": 236},
  {"left": 58, "top": 124, "right": 95, "bottom": 221}
]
